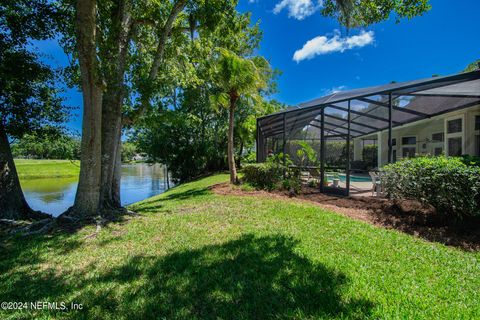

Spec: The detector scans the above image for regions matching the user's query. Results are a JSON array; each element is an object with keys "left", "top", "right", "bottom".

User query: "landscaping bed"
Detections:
[{"left": 212, "top": 183, "right": 480, "bottom": 251}]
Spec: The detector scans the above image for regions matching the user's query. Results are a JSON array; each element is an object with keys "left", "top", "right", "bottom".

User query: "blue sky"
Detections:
[{"left": 37, "top": 0, "right": 480, "bottom": 132}]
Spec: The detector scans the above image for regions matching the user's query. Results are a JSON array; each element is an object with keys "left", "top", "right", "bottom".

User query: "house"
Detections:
[
  {"left": 256, "top": 69, "right": 480, "bottom": 195},
  {"left": 353, "top": 98, "right": 480, "bottom": 167}
]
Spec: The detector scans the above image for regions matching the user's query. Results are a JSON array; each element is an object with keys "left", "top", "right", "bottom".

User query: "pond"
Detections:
[{"left": 20, "top": 163, "right": 171, "bottom": 217}]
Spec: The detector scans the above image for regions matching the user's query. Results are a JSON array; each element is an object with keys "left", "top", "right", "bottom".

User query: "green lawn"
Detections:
[
  {"left": 1, "top": 174, "right": 479, "bottom": 319},
  {"left": 14, "top": 159, "right": 80, "bottom": 179}
]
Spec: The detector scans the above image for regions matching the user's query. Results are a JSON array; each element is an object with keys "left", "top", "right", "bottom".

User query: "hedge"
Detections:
[
  {"left": 381, "top": 156, "right": 480, "bottom": 219},
  {"left": 242, "top": 163, "right": 284, "bottom": 190}
]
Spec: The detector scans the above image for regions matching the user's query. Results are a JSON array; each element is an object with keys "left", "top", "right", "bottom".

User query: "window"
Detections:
[
  {"left": 402, "top": 136, "right": 416, "bottom": 145},
  {"left": 393, "top": 150, "right": 397, "bottom": 162},
  {"left": 402, "top": 147, "right": 416, "bottom": 158},
  {"left": 392, "top": 138, "right": 396, "bottom": 146},
  {"left": 476, "top": 135, "right": 480, "bottom": 156},
  {"left": 432, "top": 132, "right": 444, "bottom": 142},
  {"left": 434, "top": 147, "right": 443, "bottom": 156},
  {"left": 447, "top": 118, "right": 462, "bottom": 134},
  {"left": 476, "top": 115, "right": 480, "bottom": 131},
  {"left": 448, "top": 137, "right": 462, "bottom": 156}
]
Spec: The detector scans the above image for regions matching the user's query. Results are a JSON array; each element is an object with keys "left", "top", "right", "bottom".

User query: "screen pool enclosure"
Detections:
[{"left": 256, "top": 70, "right": 480, "bottom": 196}]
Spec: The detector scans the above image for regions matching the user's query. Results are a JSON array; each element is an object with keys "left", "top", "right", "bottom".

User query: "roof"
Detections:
[{"left": 258, "top": 70, "right": 480, "bottom": 139}]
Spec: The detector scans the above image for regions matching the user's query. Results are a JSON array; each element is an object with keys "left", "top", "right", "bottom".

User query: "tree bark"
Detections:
[
  {"left": 0, "top": 124, "right": 36, "bottom": 220},
  {"left": 99, "top": 94, "right": 123, "bottom": 211},
  {"left": 98, "top": 0, "right": 131, "bottom": 214},
  {"left": 67, "top": 0, "right": 103, "bottom": 218},
  {"left": 228, "top": 96, "right": 238, "bottom": 184},
  {"left": 112, "top": 139, "right": 122, "bottom": 205},
  {"left": 236, "top": 140, "right": 243, "bottom": 169}
]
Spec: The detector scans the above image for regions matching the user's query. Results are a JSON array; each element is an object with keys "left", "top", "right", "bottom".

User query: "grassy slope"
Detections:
[
  {"left": 0, "top": 174, "right": 479, "bottom": 319},
  {"left": 14, "top": 159, "right": 80, "bottom": 179}
]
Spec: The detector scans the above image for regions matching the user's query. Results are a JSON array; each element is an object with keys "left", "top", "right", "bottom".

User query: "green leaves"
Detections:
[
  {"left": 243, "top": 163, "right": 284, "bottom": 190},
  {"left": 211, "top": 48, "right": 270, "bottom": 110},
  {"left": 381, "top": 156, "right": 480, "bottom": 219},
  {"left": 295, "top": 141, "right": 318, "bottom": 167},
  {"left": 321, "top": 0, "right": 431, "bottom": 28}
]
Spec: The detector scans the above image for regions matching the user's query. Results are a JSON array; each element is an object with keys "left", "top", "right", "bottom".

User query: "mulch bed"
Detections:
[{"left": 211, "top": 183, "right": 480, "bottom": 251}]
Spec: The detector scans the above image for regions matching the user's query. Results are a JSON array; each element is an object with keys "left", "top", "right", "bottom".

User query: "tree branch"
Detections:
[
  {"left": 148, "top": 0, "right": 187, "bottom": 82},
  {"left": 123, "top": 0, "right": 187, "bottom": 124}
]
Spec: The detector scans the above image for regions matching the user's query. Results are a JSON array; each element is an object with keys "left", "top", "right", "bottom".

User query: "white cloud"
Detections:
[
  {"left": 293, "top": 30, "right": 375, "bottom": 62},
  {"left": 322, "top": 85, "right": 347, "bottom": 95},
  {"left": 273, "top": 0, "right": 323, "bottom": 20}
]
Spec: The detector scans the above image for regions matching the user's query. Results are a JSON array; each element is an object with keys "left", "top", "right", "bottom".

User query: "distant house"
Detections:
[{"left": 132, "top": 154, "right": 145, "bottom": 161}]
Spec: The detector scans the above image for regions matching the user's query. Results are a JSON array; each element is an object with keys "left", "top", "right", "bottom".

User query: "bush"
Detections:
[
  {"left": 243, "top": 163, "right": 284, "bottom": 190},
  {"left": 276, "top": 166, "right": 301, "bottom": 194},
  {"left": 381, "top": 156, "right": 480, "bottom": 219},
  {"left": 242, "top": 151, "right": 257, "bottom": 165},
  {"left": 460, "top": 154, "right": 480, "bottom": 167}
]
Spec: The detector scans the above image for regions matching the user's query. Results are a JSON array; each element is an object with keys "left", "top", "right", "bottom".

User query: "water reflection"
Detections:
[{"left": 21, "top": 163, "right": 170, "bottom": 217}]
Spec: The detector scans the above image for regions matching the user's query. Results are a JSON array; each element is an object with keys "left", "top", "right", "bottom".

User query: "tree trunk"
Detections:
[
  {"left": 227, "top": 97, "right": 238, "bottom": 184},
  {"left": 112, "top": 139, "right": 122, "bottom": 206},
  {"left": 97, "top": 0, "right": 132, "bottom": 215},
  {"left": 0, "top": 124, "right": 39, "bottom": 220},
  {"left": 236, "top": 140, "right": 243, "bottom": 169},
  {"left": 66, "top": 0, "right": 103, "bottom": 218},
  {"left": 99, "top": 93, "right": 123, "bottom": 212}
]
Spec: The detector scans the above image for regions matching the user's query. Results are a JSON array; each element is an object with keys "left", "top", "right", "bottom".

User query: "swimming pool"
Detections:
[{"left": 325, "top": 174, "right": 371, "bottom": 182}]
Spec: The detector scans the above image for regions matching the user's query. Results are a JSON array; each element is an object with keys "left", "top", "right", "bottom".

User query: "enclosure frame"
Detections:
[{"left": 256, "top": 70, "right": 480, "bottom": 196}]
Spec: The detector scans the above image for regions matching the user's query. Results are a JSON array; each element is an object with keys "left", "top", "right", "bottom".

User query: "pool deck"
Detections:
[
  {"left": 340, "top": 181, "right": 375, "bottom": 197},
  {"left": 301, "top": 171, "right": 378, "bottom": 197}
]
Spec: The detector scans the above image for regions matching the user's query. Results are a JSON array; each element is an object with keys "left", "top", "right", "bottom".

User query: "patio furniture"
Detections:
[{"left": 369, "top": 171, "right": 383, "bottom": 197}]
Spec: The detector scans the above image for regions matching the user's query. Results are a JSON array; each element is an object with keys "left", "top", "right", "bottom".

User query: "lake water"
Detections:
[{"left": 20, "top": 163, "right": 171, "bottom": 217}]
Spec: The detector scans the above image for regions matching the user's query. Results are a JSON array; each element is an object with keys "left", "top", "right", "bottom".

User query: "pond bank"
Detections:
[
  {"left": 15, "top": 159, "right": 80, "bottom": 179},
  {"left": 14, "top": 160, "right": 169, "bottom": 216}
]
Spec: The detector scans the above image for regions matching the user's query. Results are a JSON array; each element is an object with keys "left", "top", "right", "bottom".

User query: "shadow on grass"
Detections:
[
  {"left": 83, "top": 234, "right": 373, "bottom": 319},
  {"left": 1, "top": 234, "right": 374, "bottom": 319},
  {"left": 132, "top": 187, "right": 211, "bottom": 212},
  {"left": 163, "top": 187, "right": 210, "bottom": 201}
]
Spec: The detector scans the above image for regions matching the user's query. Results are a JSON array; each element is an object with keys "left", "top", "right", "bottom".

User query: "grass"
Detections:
[
  {"left": 0, "top": 174, "right": 479, "bottom": 319},
  {"left": 14, "top": 159, "right": 80, "bottom": 179}
]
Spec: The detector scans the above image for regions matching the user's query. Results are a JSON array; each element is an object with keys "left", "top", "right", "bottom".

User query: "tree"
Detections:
[
  {"left": 62, "top": 0, "right": 237, "bottom": 219},
  {"left": 0, "top": 0, "right": 66, "bottom": 220},
  {"left": 121, "top": 142, "right": 137, "bottom": 163},
  {"left": 212, "top": 49, "right": 270, "bottom": 183},
  {"left": 133, "top": 10, "right": 273, "bottom": 183},
  {"left": 11, "top": 127, "right": 80, "bottom": 160},
  {"left": 322, "top": 0, "right": 431, "bottom": 29},
  {"left": 235, "top": 99, "right": 284, "bottom": 168},
  {"left": 463, "top": 59, "right": 479, "bottom": 72}
]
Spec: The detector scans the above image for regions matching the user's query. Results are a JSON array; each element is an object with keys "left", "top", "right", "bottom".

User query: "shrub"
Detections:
[
  {"left": 281, "top": 177, "right": 302, "bottom": 194},
  {"left": 266, "top": 152, "right": 293, "bottom": 166},
  {"left": 279, "top": 167, "right": 302, "bottom": 195},
  {"left": 243, "top": 163, "right": 284, "bottom": 190},
  {"left": 381, "top": 156, "right": 480, "bottom": 219},
  {"left": 307, "top": 179, "right": 318, "bottom": 188},
  {"left": 460, "top": 154, "right": 480, "bottom": 167},
  {"left": 242, "top": 151, "right": 257, "bottom": 165}
]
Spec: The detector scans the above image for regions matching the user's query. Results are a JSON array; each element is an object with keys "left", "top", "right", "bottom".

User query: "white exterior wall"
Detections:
[{"left": 353, "top": 104, "right": 480, "bottom": 167}]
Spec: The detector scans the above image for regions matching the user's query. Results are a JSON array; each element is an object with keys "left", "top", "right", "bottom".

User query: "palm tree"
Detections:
[{"left": 212, "top": 48, "right": 269, "bottom": 184}]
